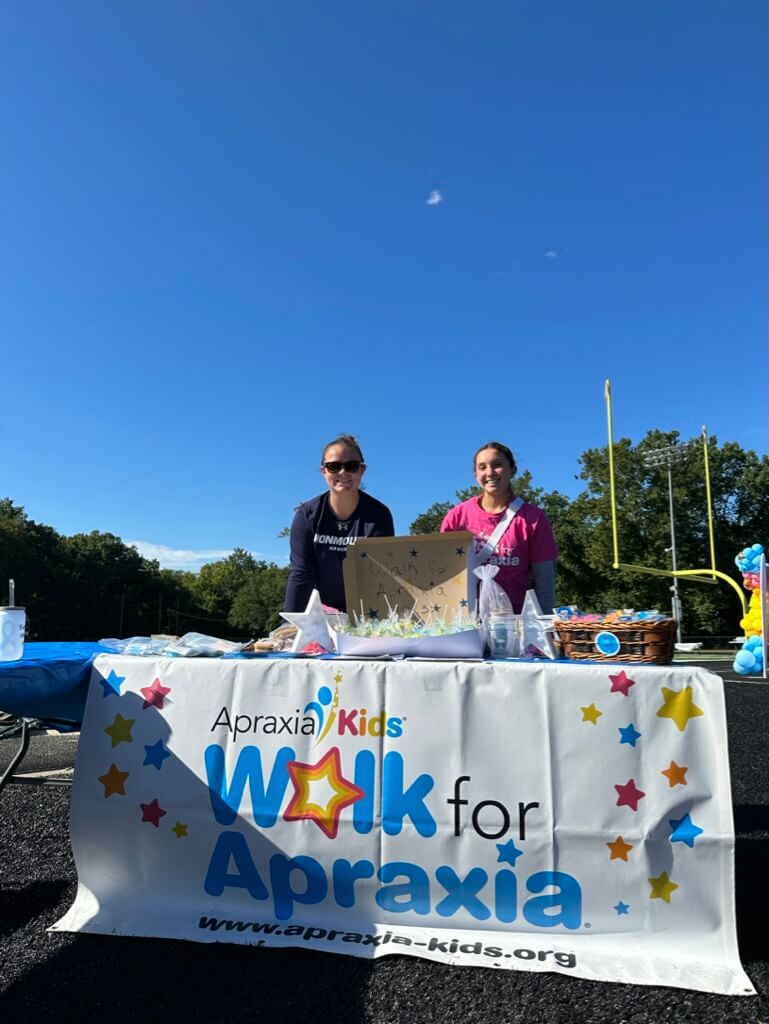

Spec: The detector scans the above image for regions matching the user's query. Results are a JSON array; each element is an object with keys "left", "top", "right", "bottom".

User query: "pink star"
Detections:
[
  {"left": 140, "top": 678, "right": 171, "bottom": 710},
  {"left": 140, "top": 798, "right": 167, "bottom": 827},
  {"left": 609, "top": 670, "right": 636, "bottom": 696},
  {"left": 615, "top": 778, "right": 646, "bottom": 811}
]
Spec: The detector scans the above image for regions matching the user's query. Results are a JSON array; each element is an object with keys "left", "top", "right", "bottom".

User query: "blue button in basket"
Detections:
[{"left": 595, "top": 631, "right": 621, "bottom": 657}]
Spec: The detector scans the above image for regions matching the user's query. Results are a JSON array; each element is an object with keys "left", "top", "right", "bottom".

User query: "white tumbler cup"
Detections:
[{"left": 0, "top": 606, "right": 25, "bottom": 661}]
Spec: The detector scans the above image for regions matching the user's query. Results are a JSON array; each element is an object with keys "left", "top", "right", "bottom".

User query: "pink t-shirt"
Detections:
[{"left": 441, "top": 496, "right": 558, "bottom": 612}]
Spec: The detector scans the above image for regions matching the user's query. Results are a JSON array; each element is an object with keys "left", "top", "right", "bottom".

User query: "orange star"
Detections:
[
  {"left": 661, "top": 760, "right": 688, "bottom": 787},
  {"left": 284, "top": 747, "right": 364, "bottom": 839},
  {"left": 97, "top": 763, "right": 129, "bottom": 797},
  {"left": 607, "top": 835, "right": 634, "bottom": 861}
]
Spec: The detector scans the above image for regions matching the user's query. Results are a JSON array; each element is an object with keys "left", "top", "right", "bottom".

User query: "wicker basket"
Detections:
[{"left": 554, "top": 619, "right": 676, "bottom": 665}]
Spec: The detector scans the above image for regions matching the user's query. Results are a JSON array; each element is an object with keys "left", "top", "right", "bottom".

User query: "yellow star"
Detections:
[
  {"left": 656, "top": 686, "right": 704, "bottom": 732},
  {"left": 581, "top": 703, "right": 602, "bottom": 724},
  {"left": 284, "top": 747, "right": 364, "bottom": 839},
  {"left": 661, "top": 760, "right": 688, "bottom": 787},
  {"left": 607, "top": 836, "right": 634, "bottom": 861},
  {"left": 334, "top": 672, "right": 343, "bottom": 684},
  {"left": 104, "top": 713, "right": 135, "bottom": 748},
  {"left": 97, "top": 763, "right": 129, "bottom": 797},
  {"left": 171, "top": 822, "right": 188, "bottom": 839},
  {"left": 648, "top": 870, "right": 679, "bottom": 903}
]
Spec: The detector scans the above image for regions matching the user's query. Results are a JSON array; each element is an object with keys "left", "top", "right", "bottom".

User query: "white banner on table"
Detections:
[{"left": 53, "top": 655, "right": 754, "bottom": 996}]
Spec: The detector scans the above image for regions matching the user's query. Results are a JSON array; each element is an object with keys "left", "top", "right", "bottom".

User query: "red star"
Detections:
[
  {"left": 140, "top": 678, "right": 171, "bottom": 710},
  {"left": 614, "top": 778, "right": 646, "bottom": 811},
  {"left": 609, "top": 670, "right": 636, "bottom": 696},
  {"left": 140, "top": 798, "right": 167, "bottom": 827}
]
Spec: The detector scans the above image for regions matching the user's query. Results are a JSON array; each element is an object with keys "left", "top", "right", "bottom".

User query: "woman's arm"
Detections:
[
  {"left": 531, "top": 559, "right": 556, "bottom": 614},
  {"left": 283, "top": 509, "right": 316, "bottom": 612}
]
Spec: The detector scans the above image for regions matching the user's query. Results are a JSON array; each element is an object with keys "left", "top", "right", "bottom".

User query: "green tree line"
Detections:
[
  {"left": 0, "top": 500, "right": 288, "bottom": 642},
  {"left": 1, "top": 431, "right": 765, "bottom": 642}
]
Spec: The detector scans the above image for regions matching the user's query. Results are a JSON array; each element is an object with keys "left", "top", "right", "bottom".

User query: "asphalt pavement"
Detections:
[{"left": 0, "top": 660, "right": 766, "bottom": 1024}]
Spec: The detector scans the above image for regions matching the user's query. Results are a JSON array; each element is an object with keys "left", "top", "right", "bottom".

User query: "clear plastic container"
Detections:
[{"left": 487, "top": 611, "right": 519, "bottom": 658}]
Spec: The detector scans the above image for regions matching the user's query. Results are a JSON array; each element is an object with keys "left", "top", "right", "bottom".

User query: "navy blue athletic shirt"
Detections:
[{"left": 284, "top": 491, "right": 395, "bottom": 613}]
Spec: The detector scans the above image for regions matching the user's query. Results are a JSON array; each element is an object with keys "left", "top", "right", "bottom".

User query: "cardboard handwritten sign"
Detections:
[{"left": 342, "top": 532, "right": 476, "bottom": 622}]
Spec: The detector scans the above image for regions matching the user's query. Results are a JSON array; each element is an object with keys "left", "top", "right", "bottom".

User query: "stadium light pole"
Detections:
[{"left": 642, "top": 442, "right": 695, "bottom": 644}]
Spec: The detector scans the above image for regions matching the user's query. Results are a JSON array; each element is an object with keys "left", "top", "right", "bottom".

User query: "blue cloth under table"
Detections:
[
  {"left": 0, "top": 642, "right": 110, "bottom": 723},
  {"left": 0, "top": 643, "right": 111, "bottom": 793}
]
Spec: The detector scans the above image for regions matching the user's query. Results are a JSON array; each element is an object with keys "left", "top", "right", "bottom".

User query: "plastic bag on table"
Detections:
[
  {"left": 99, "top": 632, "right": 244, "bottom": 657},
  {"left": 473, "top": 565, "right": 518, "bottom": 657}
]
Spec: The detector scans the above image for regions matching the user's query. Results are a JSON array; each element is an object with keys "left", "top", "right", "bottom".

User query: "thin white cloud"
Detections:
[
  {"left": 425, "top": 189, "right": 443, "bottom": 206},
  {"left": 545, "top": 250, "right": 558, "bottom": 259},
  {"left": 124, "top": 540, "right": 260, "bottom": 573}
]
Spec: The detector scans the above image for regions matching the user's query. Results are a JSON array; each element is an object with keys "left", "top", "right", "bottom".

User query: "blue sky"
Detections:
[{"left": 2, "top": 2, "right": 766, "bottom": 571}]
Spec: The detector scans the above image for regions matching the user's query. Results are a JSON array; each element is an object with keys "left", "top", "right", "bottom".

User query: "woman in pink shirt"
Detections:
[{"left": 440, "top": 441, "right": 558, "bottom": 613}]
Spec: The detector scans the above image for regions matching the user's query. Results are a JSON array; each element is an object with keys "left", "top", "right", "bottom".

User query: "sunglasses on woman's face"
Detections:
[{"left": 323, "top": 460, "right": 362, "bottom": 474}]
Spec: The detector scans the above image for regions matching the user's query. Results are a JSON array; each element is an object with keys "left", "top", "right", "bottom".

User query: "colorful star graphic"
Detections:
[
  {"left": 97, "top": 763, "right": 129, "bottom": 797},
  {"left": 99, "top": 669, "right": 125, "bottom": 698},
  {"left": 284, "top": 747, "right": 365, "bottom": 840},
  {"left": 669, "top": 813, "right": 704, "bottom": 848},
  {"left": 614, "top": 901, "right": 630, "bottom": 915},
  {"left": 607, "top": 836, "right": 634, "bottom": 861},
  {"left": 615, "top": 778, "right": 646, "bottom": 811},
  {"left": 609, "top": 670, "right": 636, "bottom": 696},
  {"left": 661, "top": 760, "right": 688, "bottom": 787},
  {"left": 143, "top": 739, "right": 171, "bottom": 770},
  {"left": 648, "top": 871, "right": 678, "bottom": 903},
  {"left": 496, "top": 839, "right": 523, "bottom": 866},
  {"left": 171, "top": 822, "right": 188, "bottom": 839},
  {"left": 104, "top": 713, "right": 135, "bottom": 748},
  {"left": 140, "top": 678, "right": 171, "bottom": 710},
  {"left": 656, "top": 686, "right": 704, "bottom": 732},
  {"left": 581, "top": 703, "right": 602, "bottom": 724},
  {"left": 140, "top": 798, "right": 167, "bottom": 827},
  {"left": 618, "top": 723, "right": 642, "bottom": 747}
]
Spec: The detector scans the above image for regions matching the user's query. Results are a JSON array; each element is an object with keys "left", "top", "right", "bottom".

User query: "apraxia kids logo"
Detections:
[
  {"left": 209, "top": 671, "right": 405, "bottom": 744},
  {"left": 306, "top": 672, "right": 404, "bottom": 743}
]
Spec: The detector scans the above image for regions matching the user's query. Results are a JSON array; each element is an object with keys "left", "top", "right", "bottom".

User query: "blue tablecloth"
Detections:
[{"left": 0, "top": 642, "right": 111, "bottom": 722}]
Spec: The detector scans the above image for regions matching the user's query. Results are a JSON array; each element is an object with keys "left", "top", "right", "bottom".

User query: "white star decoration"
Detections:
[{"left": 280, "top": 589, "right": 334, "bottom": 653}]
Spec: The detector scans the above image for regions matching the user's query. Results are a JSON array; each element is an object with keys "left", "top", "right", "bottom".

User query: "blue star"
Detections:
[
  {"left": 614, "top": 901, "right": 630, "bottom": 915},
  {"left": 368, "top": 608, "right": 379, "bottom": 620},
  {"left": 99, "top": 669, "right": 125, "bottom": 698},
  {"left": 669, "top": 812, "right": 703, "bottom": 848},
  {"left": 409, "top": 548, "right": 418, "bottom": 558},
  {"left": 456, "top": 546, "right": 465, "bottom": 557},
  {"left": 496, "top": 839, "right": 523, "bottom": 866},
  {"left": 143, "top": 739, "right": 171, "bottom": 770},
  {"left": 618, "top": 723, "right": 642, "bottom": 747}
]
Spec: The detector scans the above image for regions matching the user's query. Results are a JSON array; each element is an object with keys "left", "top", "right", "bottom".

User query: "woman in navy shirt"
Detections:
[{"left": 283, "top": 434, "right": 395, "bottom": 613}]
